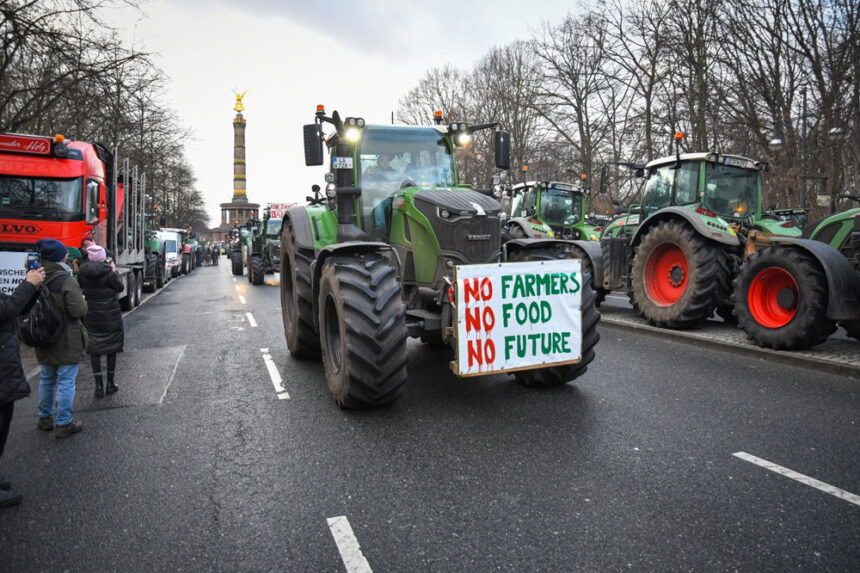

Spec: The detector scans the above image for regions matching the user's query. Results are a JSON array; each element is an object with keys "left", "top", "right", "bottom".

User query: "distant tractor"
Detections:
[
  {"left": 143, "top": 229, "right": 167, "bottom": 291},
  {"left": 504, "top": 180, "right": 601, "bottom": 241},
  {"left": 228, "top": 226, "right": 245, "bottom": 276},
  {"left": 246, "top": 206, "right": 283, "bottom": 285},
  {"left": 731, "top": 196, "right": 860, "bottom": 349},
  {"left": 594, "top": 142, "right": 804, "bottom": 328},
  {"left": 280, "top": 107, "right": 600, "bottom": 408}
]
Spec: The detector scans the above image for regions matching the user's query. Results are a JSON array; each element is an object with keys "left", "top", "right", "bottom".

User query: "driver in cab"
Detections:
[{"left": 364, "top": 153, "right": 398, "bottom": 241}]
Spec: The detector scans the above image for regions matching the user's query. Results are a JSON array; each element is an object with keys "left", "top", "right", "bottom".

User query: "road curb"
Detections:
[{"left": 600, "top": 314, "right": 860, "bottom": 379}]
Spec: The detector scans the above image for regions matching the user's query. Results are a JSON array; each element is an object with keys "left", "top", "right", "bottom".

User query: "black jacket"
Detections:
[
  {"left": 0, "top": 280, "right": 37, "bottom": 404},
  {"left": 78, "top": 261, "right": 124, "bottom": 355}
]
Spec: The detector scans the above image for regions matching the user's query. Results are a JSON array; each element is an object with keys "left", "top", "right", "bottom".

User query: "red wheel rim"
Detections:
[
  {"left": 644, "top": 243, "right": 688, "bottom": 306},
  {"left": 748, "top": 267, "right": 798, "bottom": 328}
]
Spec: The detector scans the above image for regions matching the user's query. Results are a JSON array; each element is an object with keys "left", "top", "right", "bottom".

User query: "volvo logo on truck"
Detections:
[{"left": 0, "top": 223, "right": 41, "bottom": 234}]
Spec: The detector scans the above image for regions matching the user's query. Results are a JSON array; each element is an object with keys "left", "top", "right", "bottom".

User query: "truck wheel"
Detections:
[
  {"left": 318, "top": 253, "right": 408, "bottom": 408},
  {"left": 120, "top": 274, "right": 133, "bottom": 311},
  {"left": 156, "top": 256, "right": 165, "bottom": 288},
  {"left": 231, "top": 252, "right": 243, "bottom": 276},
  {"left": 840, "top": 320, "right": 860, "bottom": 342},
  {"left": 281, "top": 225, "right": 320, "bottom": 359},
  {"left": 507, "top": 245, "right": 600, "bottom": 387},
  {"left": 249, "top": 255, "right": 265, "bottom": 285},
  {"left": 631, "top": 220, "right": 727, "bottom": 328},
  {"left": 733, "top": 246, "right": 835, "bottom": 349}
]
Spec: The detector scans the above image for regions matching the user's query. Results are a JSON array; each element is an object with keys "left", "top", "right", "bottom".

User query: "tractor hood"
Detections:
[{"left": 413, "top": 189, "right": 501, "bottom": 217}]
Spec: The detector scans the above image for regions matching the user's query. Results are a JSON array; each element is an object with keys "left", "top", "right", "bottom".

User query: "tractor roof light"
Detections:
[
  {"left": 316, "top": 104, "right": 326, "bottom": 117},
  {"left": 456, "top": 132, "right": 472, "bottom": 146},
  {"left": 768, "top": 137, "right": 785, "bottom": 152},
  {"left": 434, "top": 110, "right": 444, "bottom": 125},
  {"left": 674, "top": 131, "right": 685, "bottom": 141},
  {"left": 344, "top": 127, "right": 362, "bottom": 143}
]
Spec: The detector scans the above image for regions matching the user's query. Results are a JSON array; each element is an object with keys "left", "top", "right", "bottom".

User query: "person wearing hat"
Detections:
[
  {"left": 77, "top": 245, "right": 123, "bottom": 397},
  {"left": 33, "top": 239, "right": 88, "bottom": 439}
]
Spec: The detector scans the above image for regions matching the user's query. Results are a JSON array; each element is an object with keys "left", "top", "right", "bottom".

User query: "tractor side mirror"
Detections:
[
  {"left": 494, "top": 130, "right": 511, "bottom": 170},
  {"left": 599, "top": 165, "right": 608, "bottom": 194},
  {"left": 303, "top": 124, "right": 324, "bottom": 166}
]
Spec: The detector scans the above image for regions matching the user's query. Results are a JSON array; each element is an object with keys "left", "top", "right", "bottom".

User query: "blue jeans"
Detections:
[{"left": 38, "top": 364, "right": 79, "bottom": 426}]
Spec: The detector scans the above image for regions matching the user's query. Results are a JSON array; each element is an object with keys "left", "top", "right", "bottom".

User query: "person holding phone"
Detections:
[{"left": 0, "top": 265, "right": 45, "bottom": 507}]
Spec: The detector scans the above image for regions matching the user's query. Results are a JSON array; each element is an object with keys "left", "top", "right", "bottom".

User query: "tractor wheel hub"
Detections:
[
  {"left": 668, "top": 265, "right": 686, "bottom": 287},
  {"left": 777, "top": 287, "right": 798, "bottom": 310}
]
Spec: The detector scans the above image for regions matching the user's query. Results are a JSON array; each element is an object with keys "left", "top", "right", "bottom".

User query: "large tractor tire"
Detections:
[
  {"left": 733, "top": 246, "right": 836, "bottom": 349},
  {"left": 143, "top": 254, "right": 157, "bottom": 292},
  {"left": 840, "top": 320, "right": 860, "bottom": 342},
  {"left": 507, "top": 245, "right": 600, "bottom": 387},
  {"left": 230, "top": 251, "right": 243, "bottom": 276},
  {"left": 630, "top": 220, "right": 728, "bottom": 328},
  {"left": 318, "top": 253, "right": 408, "bottom": 408},
  {"left": 281, "top": 225, "right": 320, "bottom": 359},
  {"left": 248, "top": 254, "right": 265, "bottom": 285}
]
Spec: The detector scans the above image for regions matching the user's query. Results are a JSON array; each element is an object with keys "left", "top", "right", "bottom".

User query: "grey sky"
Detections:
[{"left": 122, "top": 0, "right": 573, "bottom": 228}]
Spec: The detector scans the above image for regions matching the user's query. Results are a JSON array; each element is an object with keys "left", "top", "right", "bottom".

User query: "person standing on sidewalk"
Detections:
[
  {"left": 0, "top": 267, "right": 45, "bottom": 508},
  {"left": 34, "top": 239, "right": 88, "bottom": 439},
  {"left": 77, "top": 245, "right": 123, "bottom": 397}
]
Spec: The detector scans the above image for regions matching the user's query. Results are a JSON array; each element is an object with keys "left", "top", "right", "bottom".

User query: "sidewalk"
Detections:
[{"left": 600, "top": 305, "right": 860, "bottom": 378}]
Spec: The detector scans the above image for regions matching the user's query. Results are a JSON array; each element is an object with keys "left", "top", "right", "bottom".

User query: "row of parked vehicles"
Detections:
[{"left": 499, "top": 142, "right": 860, "bottom": 351}]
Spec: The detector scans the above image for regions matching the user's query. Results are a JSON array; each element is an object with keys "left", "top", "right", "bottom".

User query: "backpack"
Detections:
[{"left": 17, "top": 272, "right": 69, "bottom": 347}]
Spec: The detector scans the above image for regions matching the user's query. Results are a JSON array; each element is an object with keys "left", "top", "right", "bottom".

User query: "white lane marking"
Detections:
[
  {"left": 327, "top": 516, "right": 373, "bottom": 573},
  {"left": 159, "top": 345, "right": 187, "bottom": 404},
  {"left": 239, "top": 295, "right": 246, "bottom": 304},
  {"left": 260, "top": 348, "right": 289, "bottom": 399},
  {"left": 246, "top": 312, "right": 258, "bottom": 328},
  {"left": 235, "top": 284, "right": 240, "bottom": 291},
  {"left": 733, "top": 452, "right": 860, "bottom": 507}
]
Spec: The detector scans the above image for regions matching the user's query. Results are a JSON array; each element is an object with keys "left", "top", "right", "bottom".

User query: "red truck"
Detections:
[{"left": 0, "top": 132, "right": 147, "bottom": 309}]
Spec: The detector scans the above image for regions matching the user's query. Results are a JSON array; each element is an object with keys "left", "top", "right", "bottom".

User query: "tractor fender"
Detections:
[
  {"left": 766, "top": 237, "right": 860, "bottom": 320},
  {"left": 503, "top": 238, "right": 603, "bottom": 286},
  {"left": 311, "top": 242, "right": 402, "bottom": 331},
  {"left": 633, "top": 207, "right": 740, "bottom": 247},
  {"left": 284, "top": 206, "right": 315, "bottom": 251}
]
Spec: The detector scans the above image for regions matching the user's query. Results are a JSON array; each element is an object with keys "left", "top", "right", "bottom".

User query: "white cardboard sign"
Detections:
[
  {"left": 0, "top": 251, "right": 28, "bottom": 295},
  {"left": 455, "top": 259, "right": 582, "bottom": 377}
]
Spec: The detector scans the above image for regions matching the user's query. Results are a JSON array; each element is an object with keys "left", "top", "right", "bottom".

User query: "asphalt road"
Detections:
[{"left": 1, "top": 263, "right": 858, "bottom": 572}]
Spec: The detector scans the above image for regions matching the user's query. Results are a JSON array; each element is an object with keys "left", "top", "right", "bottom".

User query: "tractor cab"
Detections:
[
  {"left": 355, "top": 126, "right": 458, "bottom": 239},
  {"left": 507, "top": 180, "right": 598, "bottom": 240}
]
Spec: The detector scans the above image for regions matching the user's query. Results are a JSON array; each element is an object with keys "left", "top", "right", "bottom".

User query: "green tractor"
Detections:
[
  {"left": 592, "top": 147, "right": 807, "bottom": 328},
  {"left": 280, "top": 107, "right": 601, "bottom": 408},
  {"left": 245, "top": 207, "right": 282, "bottom": 285},
  {"left": 730, "top": 195, "right": 860, "bottom": 348},
  {"left": 228, "top": 226, "right": 246, "bottom": 276},
  {"left": 504, "top": 180, "right": 601, "bottom": 242},
  {"left": 142, "top": 229, "right": 167, "bottom": 291}
]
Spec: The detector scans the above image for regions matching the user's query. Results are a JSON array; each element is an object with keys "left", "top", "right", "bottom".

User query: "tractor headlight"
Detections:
[
  {"left": 456, "top": 132, "right": 472, "bottom": 146},
  {"left": 344, "top": 127, "right": 362, "bottom": 143},
  {"left": 325, "top": 183, "right": 336, "bottom": 199}
]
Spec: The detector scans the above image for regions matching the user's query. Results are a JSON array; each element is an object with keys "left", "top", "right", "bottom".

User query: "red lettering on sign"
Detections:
[
  {"left": 467, "top": 338, "right": 496, "bottom": 367},
  {"left": 463, "top": 277, "right": 492, "bottom": 303},
  {"left": 465, "top": 306, "right": 496, "bottom": 333}
]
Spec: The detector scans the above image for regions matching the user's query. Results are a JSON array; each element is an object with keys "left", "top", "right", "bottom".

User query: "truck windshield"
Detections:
[
  {"left": 0, "top": 175, "right": 83, "bottom": 216},
  {"left": 358, "top": 126, "right": 454, "bottom": 231},
  {"left": 703, "top": 164, "right": 759, "bottom": 218},
  {"left": 266, "top": 219, "right": 282, "bottom": 237},
  {"left": 540, "top": 188, "right": 579, "bottom": 225}
]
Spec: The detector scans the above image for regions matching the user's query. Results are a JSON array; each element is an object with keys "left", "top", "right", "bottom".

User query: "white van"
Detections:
[{"left": 158, "top": 229, "right": 184, "bottom": 278}]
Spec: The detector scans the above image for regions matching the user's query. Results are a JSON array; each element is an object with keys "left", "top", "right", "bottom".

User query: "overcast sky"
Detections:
[{"left": 114, "top": 0, "right": 573, "bottom": 229}]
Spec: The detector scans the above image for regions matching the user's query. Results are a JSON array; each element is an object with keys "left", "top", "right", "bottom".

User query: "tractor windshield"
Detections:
[
  {"left": 539, "top": 188, "right": 580, "bottom": 225},
  {"left": 0, "top": 175, "right": 83, "bottom": 218},
  {"left": 703, "top": 164, "right": 759, "bottom": 219},
  {"left": 266, "top": 218, "right": 282, "bottom": 237},
  {"left": 358, "top": 126, "right": 454, "bottom": 232}
]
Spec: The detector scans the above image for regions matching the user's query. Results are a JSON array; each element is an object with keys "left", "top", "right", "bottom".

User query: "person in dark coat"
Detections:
[
  {"left": 0, "top": 267, "right": 44, "bottom": 508},
  {"left": 34, "top": 239, "right": 88, "bottom": 439},
  {"left": 78, "top": 245, "right": 124, "bottom": 397}
]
